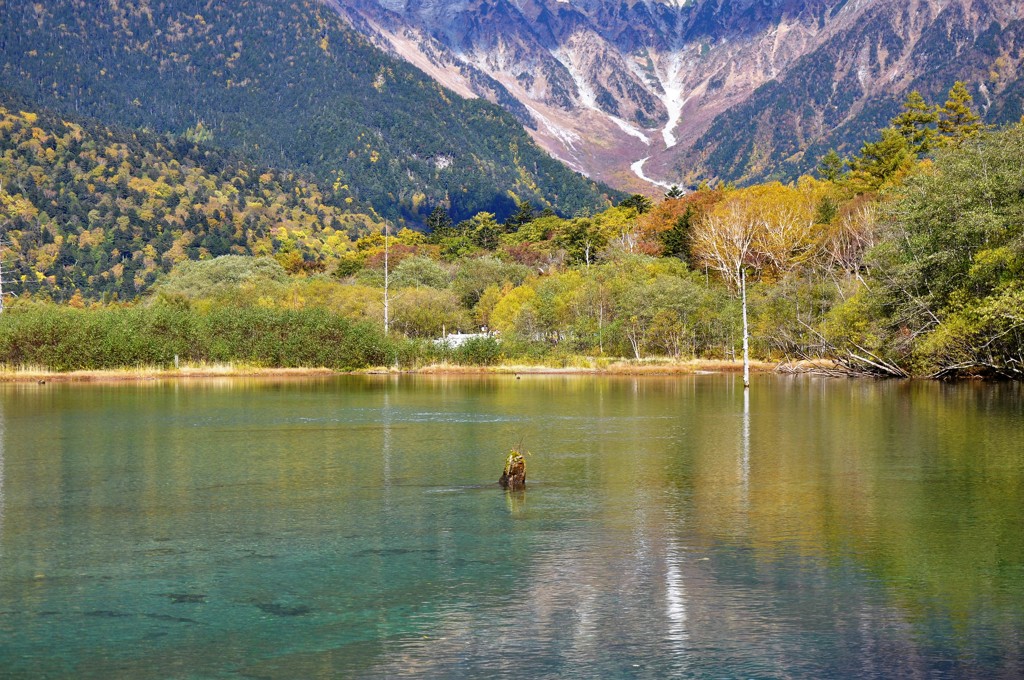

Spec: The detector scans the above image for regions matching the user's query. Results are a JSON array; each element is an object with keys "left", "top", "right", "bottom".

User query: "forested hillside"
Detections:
[
  {"left": 0, "top": 104, "right": 374, "bottom": 301},
  {"left": 0, "top": 0, "right": 615, "bottom": 223}
]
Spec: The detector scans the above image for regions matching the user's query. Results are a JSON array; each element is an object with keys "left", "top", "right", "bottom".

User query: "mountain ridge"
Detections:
[{"left": 331, "top": 0, "right": 1024, "bottom": 191}]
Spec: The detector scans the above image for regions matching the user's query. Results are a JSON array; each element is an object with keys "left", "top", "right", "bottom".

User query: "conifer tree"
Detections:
[
  {"left": 619, "top": 194, "right": 654, "bottom": 214},
  {"left": 892, "top": 90, "right": 938, "bottom": 154},
  {"left": 664, "top": 185, "right": 685, "bottom": 199},
  {"left": 938, "top": 82, "right": 983, "bottom": 148},
  {"left": 660, "top": 206, "right": 693, "bottom": 260},
  {"left": 817, "top": 149, "right": 845, "bottom": 181},
  {"left": 848, "top": 128, "right": 914, "bottom": 190},
  {"left": 426, "top": 204, "right": 453, "bottom": 241},
  {"left": 503, "top": 200, "right": 535, "bottom": 233}
]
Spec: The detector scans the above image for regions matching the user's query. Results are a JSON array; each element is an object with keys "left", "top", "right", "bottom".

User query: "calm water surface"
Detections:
[{"left": 0, "top": 375, "right": 1021, "bottom": 678}]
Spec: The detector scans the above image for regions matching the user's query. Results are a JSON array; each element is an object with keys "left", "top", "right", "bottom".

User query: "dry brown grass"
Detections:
[
  {"left": 1, "top": 358, "right": 783, "bottom": 383},
  {"left": 0, "top": 363, "right": 337, "bottom": 383},
  {"left": 367, "top": 358, "right": 777, "bottom": 376}
]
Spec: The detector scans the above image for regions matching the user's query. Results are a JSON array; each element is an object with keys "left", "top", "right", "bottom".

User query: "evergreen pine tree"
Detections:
[
  {"left": 664, "top": 185, "right": 685, "bottom": 199},
  {"left": 425, "top": 204, "right": 453, "bottom": 242},
  {"left": 938, "top": 82, "right": 983, "bottom": 148},
  {"left": 503, "top": 200, "right": 535, "bottom": 233},
  {"left": 817, "top": 149, "right": 845, "bottom": 181},
  {"left": 660, "top": 206, "right": 693, "bottom": 260},
  {"left": 892, "top": 90, "right": 939, "bottom": 154},
  {"left": 619, "top": 194, "right": 654, "bottom": 214},
  {"left": 848, "top": 128, "right": 914, "bottom": 190}
]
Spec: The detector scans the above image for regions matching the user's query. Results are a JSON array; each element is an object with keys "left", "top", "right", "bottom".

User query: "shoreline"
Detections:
[
  {"left": 0, "top": 366, "right": 339, "bottom": 384},
  {"left": 369, "top": 359, "right": 779, "bottom": 376},
  {"left": 0, "top": 359, "right": 783, "bottom": 383}
]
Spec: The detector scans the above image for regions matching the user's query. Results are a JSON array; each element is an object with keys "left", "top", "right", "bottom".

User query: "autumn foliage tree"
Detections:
[{"left": 689, "top": 182, "right": 821, "bottom": 290}]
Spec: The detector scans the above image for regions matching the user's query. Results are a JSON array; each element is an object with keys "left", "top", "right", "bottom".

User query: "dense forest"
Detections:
[
  {"left": 0, "top": 103, "right": 377, "bottom": 300},
  {"left": 0, "top": 0, "right": 617, "bottom": 223},
  {"left": 1, "top": 82, "right": 1022, "bottom": 378}
]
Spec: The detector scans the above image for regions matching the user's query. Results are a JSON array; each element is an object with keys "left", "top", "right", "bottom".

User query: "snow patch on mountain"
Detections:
[
  {"left": 631, "top": 157, "right": 672, "bottom": 189},
  {"left": 655, "top": 51, "right": 688, "bottom": 148}
]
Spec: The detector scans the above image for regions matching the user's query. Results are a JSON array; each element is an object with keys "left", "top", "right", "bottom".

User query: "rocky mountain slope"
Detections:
[{"left": 330, "top": 0, "right": 1024, "bottom": 191}]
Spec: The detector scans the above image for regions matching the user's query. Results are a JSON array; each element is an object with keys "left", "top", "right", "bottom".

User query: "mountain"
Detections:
[
  {"left": 0, "top": 0, "right": 616, "bottom": 224},
  {"left": 330, "top": 0, "right": 1024, "bottom": 190}
]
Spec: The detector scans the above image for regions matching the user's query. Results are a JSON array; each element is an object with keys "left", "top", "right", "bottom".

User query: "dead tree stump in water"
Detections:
[{"left": 499, "top": 450, "right": 526, "bottom": 490}]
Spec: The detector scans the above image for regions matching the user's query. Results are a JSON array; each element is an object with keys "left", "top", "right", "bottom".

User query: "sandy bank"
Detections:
[{"left": 0, "top": 358, "right": 792, "bottom": 383}]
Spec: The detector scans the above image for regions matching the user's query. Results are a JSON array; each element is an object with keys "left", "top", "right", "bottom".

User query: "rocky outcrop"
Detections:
[{"left": 329, "top": 0, "right": 1024, "bottom": 192}]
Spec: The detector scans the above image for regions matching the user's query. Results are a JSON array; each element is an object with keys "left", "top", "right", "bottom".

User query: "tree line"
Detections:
[{"left": 2, "top": 83, "right": 1021, "bottom": 377}]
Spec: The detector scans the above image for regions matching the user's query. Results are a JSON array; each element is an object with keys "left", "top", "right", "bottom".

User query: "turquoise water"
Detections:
[{"left": 0, "top": 375, "right": 1021, "bottom": 678}]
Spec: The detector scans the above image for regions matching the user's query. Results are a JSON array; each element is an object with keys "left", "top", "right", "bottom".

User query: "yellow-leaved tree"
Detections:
[{"left": 690, "top": 181, "right": 821, "bottom": 290}]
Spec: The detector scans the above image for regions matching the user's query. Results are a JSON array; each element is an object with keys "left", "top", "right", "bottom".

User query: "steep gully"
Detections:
[
  {"left": 327, "top": 0, "right": 696, "bottom": 193},
  {"left": 549, "top": 46, "right": 689, "bottom": 192}
]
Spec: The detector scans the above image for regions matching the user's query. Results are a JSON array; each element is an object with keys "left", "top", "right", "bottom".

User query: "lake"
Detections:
[{"left": 0, "top": 375, "right": 1021, "bottom": 678}]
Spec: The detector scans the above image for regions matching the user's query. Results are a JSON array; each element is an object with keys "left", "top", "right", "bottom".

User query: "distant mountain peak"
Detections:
[{"left": 331, "top": 0, "right": 1024, "bottom": 191}]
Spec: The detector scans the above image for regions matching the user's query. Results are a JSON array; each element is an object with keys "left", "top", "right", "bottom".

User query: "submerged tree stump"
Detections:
[{"left": 499, "top": 449, "right": 527, "bottom": 490}]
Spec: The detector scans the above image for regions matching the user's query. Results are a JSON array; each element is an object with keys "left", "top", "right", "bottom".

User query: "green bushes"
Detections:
[
  {"left": 0, "top": 305, "right": 193, "bottom": 370},
  {"left": 451, "top": 337, "right": 503, "bottom": 366},
  {"left": 824, "top": 123, "right": 1024, "bottom": 377},
  {"left": 390, "top": 336, "right": 504, "bottom": 368},
  {"left": 153, "top": 257, "right": 290, "bottom": 300},
  {"left": 0, "top": 303, "right": 394, "bottom": 371}
]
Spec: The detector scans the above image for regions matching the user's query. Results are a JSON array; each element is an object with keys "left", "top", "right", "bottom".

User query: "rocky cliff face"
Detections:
[{"left": 329, "top": 0, "right": 1024, "bottom": 192}]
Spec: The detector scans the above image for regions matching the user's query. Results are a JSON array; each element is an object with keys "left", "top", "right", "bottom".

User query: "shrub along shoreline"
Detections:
[
  {"left": 0, "top": 303, "right": 394, "bottom": 373},
  {"left": 0, "top": 302, "right": 782, "bottom": 380}
]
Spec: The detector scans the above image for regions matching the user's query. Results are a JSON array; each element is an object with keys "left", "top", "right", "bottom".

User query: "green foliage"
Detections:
[
  {"left": 817, "top": 149, "right": 845, "bottom": 182},
  {"left": 390, "top": 288, "right": 467, "bottom": 338},
  {"left": 452, "top": 337, "right": 503, "bottom": 365},
  {"left": 503, "top": 201, "right": 536, "bottom": 233},
  {"left": 334, "top": 253, "right": 367, "bottom": 278},
  {"left": 510, "top": 215, "right": 564, "bottom": 244},
  {"left": 892, "top": 90, "right": 939, "bottom": 154},
  {"left": 748, "top": 275, "right": 841, "bottom": 359},
  {"left": 465, "top": 212, "right": 502, "bottom": 250},
  {"left": 938, "top": 82, "right": 984, "bottom": 148},
  {"left": 425, "top": 205, "right": 453, "bottom": 235},
  {"left": 154, "top": 256, "right": 288, "bottom": 300},
  {"left": 814, "top": 196, "right": 839, "bottom": 225},
  {"left": 556, "top": 217, "right": 608, "bottom": 265},
  {"left": 452, "top": 256, "right": 530, "bottom": 308},
  {"left": 0, "top": 302, "right": 394, "bottom": 371},
  {"left": 847, "top": 128, "right": 915, "bottom": 191},
  {"left": 183, "top": 122, "right": 214, "bottom": 145},
  {"left": 660, "top": 208, "right": 693, "bottom": 260},
  {"left": 831, "top": 122, "right": 1024, "bottom": 376},
  {"left": 619, "top": 194, "right": 655, "bottom": 214},
  {"left": 392, "top": 256, "right": 451, "bottom": 289}
]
